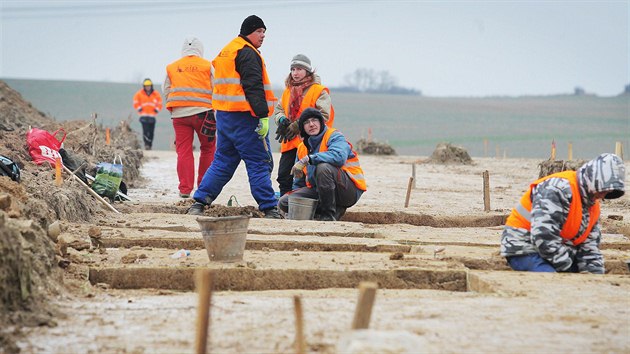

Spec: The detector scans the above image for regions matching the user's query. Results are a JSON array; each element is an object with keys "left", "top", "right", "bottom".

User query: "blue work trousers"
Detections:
[{"left": 193, "top": 111, "right": 276, "bottom": 211}]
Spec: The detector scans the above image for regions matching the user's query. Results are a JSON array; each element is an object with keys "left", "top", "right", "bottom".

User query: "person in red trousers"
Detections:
[{"left": 163, "top": 37, "right": 216, "bottom": 198}]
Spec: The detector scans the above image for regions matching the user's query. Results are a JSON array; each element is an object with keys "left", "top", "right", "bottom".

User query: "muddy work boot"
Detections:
[
  {"left": 187, "top": 202, "right": 206, "bottom": 216},
  {"left": 263, "top": 207, "right": 283, "bottom": 219}
]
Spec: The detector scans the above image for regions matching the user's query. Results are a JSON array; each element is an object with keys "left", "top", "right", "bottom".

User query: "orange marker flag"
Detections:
[
  {"left": 55, "top": 157, "right": 62, "bottom": 186},
  {"left": 106, "top": 128, "right": 111, "bottom": 145}
]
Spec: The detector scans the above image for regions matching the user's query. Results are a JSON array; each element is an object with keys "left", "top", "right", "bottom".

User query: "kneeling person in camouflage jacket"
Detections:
[{"left": 501, "top": 153, "right": 625, "bottom": 273}]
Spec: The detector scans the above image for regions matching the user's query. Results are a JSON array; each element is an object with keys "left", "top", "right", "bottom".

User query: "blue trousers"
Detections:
[
  {"left": 193, "top": 111, "right": 276, "bottom": 211},
  {"left": 506, "top": 254, "right": 556, "bottom": 272}
]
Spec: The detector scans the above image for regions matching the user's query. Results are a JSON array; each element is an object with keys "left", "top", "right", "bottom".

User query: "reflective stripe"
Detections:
[
  {"left": 516, "top": 204, "right": 531, "bottom": 221},
  {"left": 345, "top": 161, "right": 361, "bottom": 168},
  {"left": 171, "top": 87, "right": 213, "bottom": 94},
  {"left": 213, "top": 78, "right": 241, "bottom": 85},
  {"left": 212, "top": 94, "right": 247, "bottom": 102},
  {"left": 264, "top": 84, "right": 273, "bottom": 90},
  {"left": 167, "top": 96, "right": 212, "bottom": 104}
]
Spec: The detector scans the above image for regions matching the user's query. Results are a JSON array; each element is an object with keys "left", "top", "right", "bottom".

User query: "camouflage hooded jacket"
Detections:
[{"left": 501, "top": 153, "right": 625, "bottom": 273}]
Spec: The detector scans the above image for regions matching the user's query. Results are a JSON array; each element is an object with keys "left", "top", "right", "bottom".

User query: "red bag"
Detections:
[{"left": 26, "top": 128, "right": 66, "bottom": 166}]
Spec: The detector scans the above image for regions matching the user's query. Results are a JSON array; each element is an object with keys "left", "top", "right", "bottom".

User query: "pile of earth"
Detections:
[
  {"left": 426, "top": 142, "right": 473, "bottom": 165},
  {"left": 538, "top": 159, "right": 587, "bottom": 178},
  {"left": 0, "top": 80, "right": 144, "bottom": 353},
  {"left": 355, "top": 138, "right": 397, "bottom": 155}
]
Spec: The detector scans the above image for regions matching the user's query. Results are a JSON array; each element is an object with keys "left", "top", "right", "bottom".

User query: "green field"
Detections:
[{"left": 4, "top": 78, "right": 628, "bottom": 159}]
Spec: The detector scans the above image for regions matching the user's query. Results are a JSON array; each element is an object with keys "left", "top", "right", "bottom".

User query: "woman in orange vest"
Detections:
[
  {"left": 501, "top": 153, "right": 625, "bottom": 273},
  {"left": 273, "top": 54, "right": 334, "bottom": 196},
  {"left": 132, "top": 78, "right": 162, "bottom": 150},
  {"left": 277, "top": 108, "right": 366, "bottom": 221},
  {"left": 163, "top": 37, "right": 216, "bottom": 199}
]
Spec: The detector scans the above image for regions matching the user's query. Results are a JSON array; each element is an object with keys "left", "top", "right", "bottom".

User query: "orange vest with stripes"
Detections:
[
  {"left": 165, "top": 56, "right": 213, "bottom": 111},
  {"left": 212, "top": 37, "right": 276, "bottom": 117},
  {"left": 505, "top": 170, "right": 600, "bottom": 245},
  {"left": 280, "top": 84, "right": 335, "bottom": 153},
  {"left": 133, "top": 89, "right": 162, "bottom": 117},
  {"left": 296, "top": 128, "right": 367, "bottom": 191}
]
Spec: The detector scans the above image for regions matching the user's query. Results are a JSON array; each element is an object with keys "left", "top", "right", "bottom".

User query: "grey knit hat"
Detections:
[{"left": 290, "top": 54, "right": 312, "bottom": 73}]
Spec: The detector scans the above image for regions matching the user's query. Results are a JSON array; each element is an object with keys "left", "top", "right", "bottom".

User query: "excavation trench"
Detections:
[
  {"left": 90, "top": 267, "right": 474, "bottom": 292},
  {"left": 100, "top": 237, "right": 411, "bottom": 253}
]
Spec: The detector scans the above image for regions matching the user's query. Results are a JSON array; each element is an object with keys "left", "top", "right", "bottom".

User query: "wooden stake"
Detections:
[
  {"left": 411, "top": 164, "right": 417, "bottom": 189},
  {"left": 105, "top": 128, "right": 111, "bottom": 146},
  {"left": 568, "top": 142, "right": 573, "bottom": 160},
  {"left": 551, "top": 139, "right": 556, "bottom": 160},
  {"left": 483, "top": 170, "right": 490, "bottom": 212},
  {"left": 293, "top": 295, "right": 306, "bottom": 354},
  {"left": 351, "top": 282, "right": 378, "bottom": 330},
  {"left": 404, "top": 177, "right": 413, "bottom": 208},
  {"left": 615, "top": 141, "right": 624, "bottom": 160},
  {"left": 195, "top": 269, "right": 213, "bottom": 354},
  {"left": 54, "top": 157, "right": 62, "bottom": 186}
]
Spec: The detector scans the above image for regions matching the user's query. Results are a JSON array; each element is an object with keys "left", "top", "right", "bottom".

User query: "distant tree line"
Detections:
[{"left": 332, "top": 68, "right": 420, "bottom": 95}]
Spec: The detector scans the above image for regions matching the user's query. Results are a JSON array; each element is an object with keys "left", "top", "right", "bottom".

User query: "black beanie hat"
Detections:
[
  {"left": 298, "top": 108, "right": 325, "bottom": 139},
  {"left": 240, "top": 15, "right": 266, "bottom": 36}
]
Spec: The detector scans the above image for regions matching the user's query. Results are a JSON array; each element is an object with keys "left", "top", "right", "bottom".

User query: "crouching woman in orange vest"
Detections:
[
  {"left": 501, "top": 153, "right": 625, "bottom": 273},
  {"left": 277, "top": 108, "right": 366, "bottom": 221}
]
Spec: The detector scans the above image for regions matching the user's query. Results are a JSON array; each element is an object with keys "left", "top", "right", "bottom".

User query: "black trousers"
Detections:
[
  {"left": 276, "top": 148, "right": 297, "bottom": 196},
  {"left": 139, "top": 116, "right": 156, "bottom": 149},
  {"left": 278, "top": 163, "right": 361, "bottom": 220}
]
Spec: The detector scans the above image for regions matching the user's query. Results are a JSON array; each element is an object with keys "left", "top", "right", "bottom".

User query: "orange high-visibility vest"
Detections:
[
  {"left": 296, "top": 128, "right": 367, "bottom": 191},
  {"left": 280, "top": 84, "right": 335, "bottom": 153},
  {"left": 212, "top": 37, "right": 276, "bottom": 116},
  {"left": 504, "top": 170, "right": 600, "bottom": 245},
  {"left": 165, "top": 56, "right": 213, "bottom": 111},
  {"left": 133, "top": 89, "right": 162, "bottom": 117}
]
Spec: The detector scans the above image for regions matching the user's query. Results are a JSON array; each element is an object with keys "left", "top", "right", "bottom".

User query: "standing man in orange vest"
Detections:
[
  {"left": 164, "top": 37, "right": 216, "bottom": 199},
  {"left": 277, "top": 108, "right": 366, "bottom": 221},
  {"left": 501, "top": 153, "right": 625, "bottom": 273},
  {"left": 188, "top": 15, "right": 281, "bottom": 218},
  {"left": 133, "top": 78, "right": 162, "bottom": 150},
  {"left": 273, "top": 54, "right": 334, "bottom": 197}
]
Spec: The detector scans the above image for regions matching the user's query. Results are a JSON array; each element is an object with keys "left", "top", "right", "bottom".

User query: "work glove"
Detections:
[
  {"left": 274, "top": 116, "right": 290, "bottom": 143},
  {"left": 200, "top": 111, "right": 216, "bottom": 141},
  {"left": 154, "top": 108, "right": 159, "bottom": 114},
  {"left": 255, "top": 117, "right": 269, "bottom": 140},
  {"left": 138, "top": 108, "right": 142, "bottom": 113},
  {"left": 285, "top": 121, "right": 300, "bottom": 141},
  {"left": 291, "top": 155, "right": 310, "bottom": 179}
]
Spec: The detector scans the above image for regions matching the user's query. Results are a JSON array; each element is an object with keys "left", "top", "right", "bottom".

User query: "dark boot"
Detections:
[
  {"left": 187, "top": 202, "right": 205, "bottom": 215},
  {"left": 263, "top": 207, "right": 283, "bottom": 219}
]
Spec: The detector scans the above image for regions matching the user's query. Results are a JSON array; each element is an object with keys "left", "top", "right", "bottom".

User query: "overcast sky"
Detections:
[{"left": 1, "top": 1, "right": 628, "bottom": 97}]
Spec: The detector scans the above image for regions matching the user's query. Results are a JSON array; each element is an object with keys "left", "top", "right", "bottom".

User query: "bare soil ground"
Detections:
[
  {"left": 1, "top": 80, "right": 629, "bottom": 353},
  {"left": 12, "top": 150, "right": 630, "bottom": 354}
]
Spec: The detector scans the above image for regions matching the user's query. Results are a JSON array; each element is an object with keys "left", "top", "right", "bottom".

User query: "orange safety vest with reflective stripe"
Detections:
[
  {"left": 165, "top": 56, "right": 213, "bottom": 111},
  {"left": 504, "top": 170, "right": 600, "bottom": 245},
  {"left": 280, "top": 84, "right": 335, "bottom": 153},
  {"left": 212, "top": 37, "right": 276, "bottom": 117},
  {"left": 296, "top": 128, "right": 367, "bottom": 191},
  {"left": 133, "top": 89, "right": 162, "bottom": 117}
]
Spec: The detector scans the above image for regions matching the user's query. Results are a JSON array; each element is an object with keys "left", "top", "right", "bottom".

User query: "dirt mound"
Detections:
[
  {"left": 0, "top": 80, "right": 144, "bottom": 352},
  {"left": 426, "top": 142, "right": 473, "bottom": 165},
  {"left": 355, "top": 138, "right": 397, "bottom": 155},
  {"left": 538, "top": 159, "right": 587, "bottom": 178}
]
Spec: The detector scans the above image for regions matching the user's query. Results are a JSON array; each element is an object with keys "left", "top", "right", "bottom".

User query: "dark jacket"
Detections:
[{"left": 235, "top": 36, "right": 268, "bottom": 118}]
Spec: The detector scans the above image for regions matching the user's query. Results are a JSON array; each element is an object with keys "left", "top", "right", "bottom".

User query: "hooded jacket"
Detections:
[
  {"left": 163, "top": 37, "right": 212, "bottom": 118},
  {"left": 501, "top": 153, "right": 625, "bottom": 273}
]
